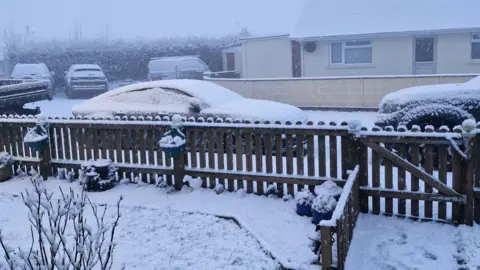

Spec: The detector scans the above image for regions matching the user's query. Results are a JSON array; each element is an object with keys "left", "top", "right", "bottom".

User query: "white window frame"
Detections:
[
  {"left": 472, "top": 33, "right": 480, "bottom": 60},
  {"left": 330, "top": 40, "right": 373, "bottom": 65}
]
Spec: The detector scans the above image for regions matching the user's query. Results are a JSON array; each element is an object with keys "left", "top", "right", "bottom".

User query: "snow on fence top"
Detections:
[{"left": 0, "top": 114, "right": 475, "bottom": 137}]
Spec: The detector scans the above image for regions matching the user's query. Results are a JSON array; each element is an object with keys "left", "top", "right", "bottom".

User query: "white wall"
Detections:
[
  {"left": 206, "top": 74, "right": 476, "bottom": 108},
  {"left": 302, "top": 36, "right": 414, "bottom": 77},
  {"left": 437, "top": 33, "right": 480, "bottom": 74},
  {"left": 221, "top": 46, "right": 243, "bottom": 76},
  {"left": 242, "top": 36, "right": 292, "bottom": 78},
  {"left": 302, "top": 33, "right": 480, "bottom": 77}
]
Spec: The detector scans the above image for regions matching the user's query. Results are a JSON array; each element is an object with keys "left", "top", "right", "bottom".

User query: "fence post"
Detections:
[
  {"left": 39, "top": 126, "right": 53, "bottom": 180},
  {"left": 461, "top": 122, "right": 476, "bottom": 226},
  {"left": 173, "top": 152, "right": 186, "bottom": 191},
  {"left": 475, "top": 131, "right": 480, "bottom": 224},
  {"left": 320, "top": 226, "right": 333, "bottom": 270}
]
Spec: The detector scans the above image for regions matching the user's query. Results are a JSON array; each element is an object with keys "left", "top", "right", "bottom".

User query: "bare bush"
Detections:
[{"left": 0, "top": 176, "right": 123, "bottom": 270}]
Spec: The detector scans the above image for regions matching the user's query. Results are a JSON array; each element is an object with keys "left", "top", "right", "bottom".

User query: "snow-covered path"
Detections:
[{"left": 0, "top": 177, "right": 319, "bottom": 269}]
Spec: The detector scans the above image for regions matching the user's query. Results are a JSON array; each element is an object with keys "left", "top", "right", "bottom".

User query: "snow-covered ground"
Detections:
[
  {"left": 346, "top": 214, "right": 480, "bottom": 270},
  {"left": 25, "top": 94, "right": 377, "bottom": 126},
  {"left": 0, "top": 176, "right": 318, "bottom": 269}
]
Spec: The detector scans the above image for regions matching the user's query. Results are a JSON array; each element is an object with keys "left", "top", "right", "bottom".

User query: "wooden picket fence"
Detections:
[{"left": 0, "top": 115, "right": 479, "bottom": 270}]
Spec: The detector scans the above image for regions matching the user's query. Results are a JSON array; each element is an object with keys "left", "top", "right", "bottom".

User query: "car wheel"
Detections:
[{"left": 65, "top": 87, "right": 73, "bottom": 99}]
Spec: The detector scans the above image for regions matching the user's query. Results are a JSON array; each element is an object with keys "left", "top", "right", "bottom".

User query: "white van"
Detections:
[{"left": 147, "top": 56, "right": 210, "bottom": 81}]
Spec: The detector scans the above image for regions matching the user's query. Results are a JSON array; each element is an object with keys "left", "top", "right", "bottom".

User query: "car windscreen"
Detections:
[
  {"left": 149, "top": 60, "right": 176, "bottom": 72},
  {"left": 177, "top": 59, "right": 204, "bottom": 71},
  {"left": 11, "top": 65, "right": 47, "bottom": 77}
]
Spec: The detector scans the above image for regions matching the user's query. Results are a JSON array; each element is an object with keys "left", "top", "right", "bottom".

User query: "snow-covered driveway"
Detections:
[{"left": 26, "top": 94, "right": 377, "bottom": 126}]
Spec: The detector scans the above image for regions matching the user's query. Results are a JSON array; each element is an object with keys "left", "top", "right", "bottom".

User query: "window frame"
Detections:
[
  {"left": 472, "top": 33, "right": 480, "bottom": 60},
  {"left": 329, "top": 40, "right": 373, "bottom": 65}
]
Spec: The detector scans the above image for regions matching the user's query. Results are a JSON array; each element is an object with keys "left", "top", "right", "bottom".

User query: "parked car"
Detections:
[
  {"left": 10, "top": 63, "right": 55, "bottom": 92},
  {"left": 148, "top": 56, "right": 210, "bottom": 81},
  {"left": 64, "top": 64, "right": 108, "bottom": 98},
  {"left": 73, "top": 79, "right": 308, "bottom": 156},
  {"left": 375, "top": 75, "right": 480, "bottom": 129}
]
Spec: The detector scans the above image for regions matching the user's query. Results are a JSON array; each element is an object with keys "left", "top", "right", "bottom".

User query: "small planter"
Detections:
[
  {"left": 295, "top": 188, "right": 315, "bottom": 217},
  {"left": 315, "top": 180, "right": 343, "bottom": 201},
  {"left": 311, "top": 194, "right": 337, "bottom": 225},
  {"left": 0, "top": 167, "right": 12, "bottom": 182},
  {"left": 162, "top": 144, "right": 186, "bottom": 159},
  {"left": 311, "top": 209, "right": 334, "bottom": 224},
  {"left": 81, "top": 159, "right": 118, "bottom": 192},
  {"left": 0, "top": 152, "right": 14, "bottom": 182},
  {"left": 159, "top": 127, "right": 186, "bottom": 159},
  {"left": 23, "top": 123, "right": 49, "bottom": 153},
  {"left": 296, "top": 203, "right": 312, "bottom": 217}
]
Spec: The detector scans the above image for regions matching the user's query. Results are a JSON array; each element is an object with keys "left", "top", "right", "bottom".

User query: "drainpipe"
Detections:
[
  {"left": 300, "top": 40, "right": 305, "bottom": 77},
  {"left": 241, "top": 40, "right": 247, "bottom": 78}
]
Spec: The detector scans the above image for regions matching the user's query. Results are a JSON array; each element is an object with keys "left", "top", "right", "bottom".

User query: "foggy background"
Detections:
[{"left": 0, "top": 0, "right": 302, "bottom": 41}]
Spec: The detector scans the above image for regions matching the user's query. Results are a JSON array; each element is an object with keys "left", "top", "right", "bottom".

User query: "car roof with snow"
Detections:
[
  {"left": 70, "top": 64, "right": 102, "bottom": 70},
  {"left": 73, "top": 79, "right": 307, "bottom": 122},
  {"left": 380, "top": 75, "right": 480, "bottom": 106}
]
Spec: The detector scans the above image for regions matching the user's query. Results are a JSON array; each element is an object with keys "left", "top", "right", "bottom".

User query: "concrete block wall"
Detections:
[{"left": 205, "top": 74, "right": 477, "bottom": 109}]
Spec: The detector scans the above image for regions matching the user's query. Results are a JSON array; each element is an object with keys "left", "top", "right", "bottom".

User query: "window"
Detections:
[
  {"left": 472, "top": 33, "right": 480, "bottom": 60},
  {"left": 330, "top": 40, "right": 372, "bottom": 64}
]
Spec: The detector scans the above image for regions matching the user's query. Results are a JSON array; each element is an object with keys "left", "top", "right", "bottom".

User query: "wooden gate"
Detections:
[{"left": 356, "top": 126, "right": 475, "bottom": 225}]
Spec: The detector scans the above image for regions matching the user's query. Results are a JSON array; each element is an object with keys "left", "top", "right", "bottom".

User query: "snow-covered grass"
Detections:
[
  {"left": 0, "top": 177, "right": 318, "bottom": 269},
  {"left": 346, "top": 214, "right": 480, "bottom": 270}
]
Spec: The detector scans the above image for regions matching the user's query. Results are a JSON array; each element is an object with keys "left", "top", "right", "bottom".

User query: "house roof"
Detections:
[{"left": 290, "top": 0, "right": 480, "bottom": 39}]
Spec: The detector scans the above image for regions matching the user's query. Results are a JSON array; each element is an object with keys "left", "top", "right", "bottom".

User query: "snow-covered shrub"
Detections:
[
  {"left": 236, "top": 188, "right": 247, "bottom": 198},
  {"left": 214, "top": 184, "right": 225, "bottom": 194},
  {"left": 80, "top": 159, "right": 118, "bottom": 192},
  {"left": 314, "top": 180, "right": 342, "bottom": 198},
  {"left": 282, "top": 194, "right": 294, "bottom": 202},
  {"left": 159, "top": 133, "right": 186, "bottom": 148},
  {"left": 312, "top": 195, "right": 337, "bottom": 214},
  {"left": 265, "top": 184, "right": 279, "bottom": 198},
  {"left": 0, "top": 177, "right": 123, "bottom": 270},
  {"left": 295, "top": 188, "right": 315, "bottom": 206},
  {"left": 0, "top": 151, "right": 13, "bottom": 168},
  {"left": 462, "top": 118, "right": 476, "bottom": 133},
  {"left": 182, "top": 176, "right": 202, "bottom": 190}
]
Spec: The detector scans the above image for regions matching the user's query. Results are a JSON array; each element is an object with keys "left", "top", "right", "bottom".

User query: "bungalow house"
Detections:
[{"left": 228, "top": 0, "right": 480, "bottom": 78}]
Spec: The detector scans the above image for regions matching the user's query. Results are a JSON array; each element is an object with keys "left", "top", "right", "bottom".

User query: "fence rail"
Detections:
[{"left": 0, "top": 115, "right": 479, "bottom": 269}]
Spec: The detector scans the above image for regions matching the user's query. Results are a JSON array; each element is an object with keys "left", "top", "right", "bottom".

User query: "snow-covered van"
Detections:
[
  {"left": 147, "top": 56, "right": 210, "bottom": 81},
  {"left": 375, "top": 75, "right": 480, "bottom": 129}
]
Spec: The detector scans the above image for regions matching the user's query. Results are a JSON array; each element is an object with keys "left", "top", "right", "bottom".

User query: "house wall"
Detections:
[
  {"left": 221, "top": 46, "right": 243, "bottom": 77},
  {"left": 301, "top": 33, "right": 480, "bottom": 77},
  {"left": 437, "top": 33, "right": 480, "bottom": 74},
  {"left": 205, "top": 74, "right": 476, "bottom": 108},
  {"left": 303, "top": 36, "right": 414, "bottom": 77},
  {"left": 242, "top": 36, "right": 292, "bottom": 78}
]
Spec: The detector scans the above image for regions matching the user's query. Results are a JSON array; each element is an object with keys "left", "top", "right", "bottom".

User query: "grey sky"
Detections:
[{"left": 0, "top": 0, "right": 302, "bottom": 40}]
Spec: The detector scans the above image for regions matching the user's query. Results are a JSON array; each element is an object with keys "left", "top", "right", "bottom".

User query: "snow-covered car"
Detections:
[
  {"left": 375, "top": 76, "right": 480, "bottom": 129},
  {"left": 148, "top": 56, "right": 210, "bottom": 81},
  {"left": 10, "top": 63, "right": 55, "bottom": 91},
  {"left": 73, "top": 79, "right": 308, "bottom": 155},
  {"left": 64, "top": 64, "right": 108, "bottom": 98}
]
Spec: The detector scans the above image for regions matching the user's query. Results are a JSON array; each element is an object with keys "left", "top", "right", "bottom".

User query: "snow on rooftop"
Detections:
[{"left": 291, "top": 0, "right": 480, "bottom": 39}]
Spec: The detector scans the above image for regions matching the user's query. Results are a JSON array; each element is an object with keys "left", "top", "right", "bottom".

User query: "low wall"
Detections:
[{"left": 205, "top": 74, "right": 477, "bottom": 109}]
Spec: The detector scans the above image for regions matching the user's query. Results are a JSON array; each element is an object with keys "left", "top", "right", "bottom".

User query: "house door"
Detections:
[
  {"left": 414, "top": 37, "right": 436, "bottom": 74},
  {"left": 226, "top": 53, "right": 235, "bottom": 71}
]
